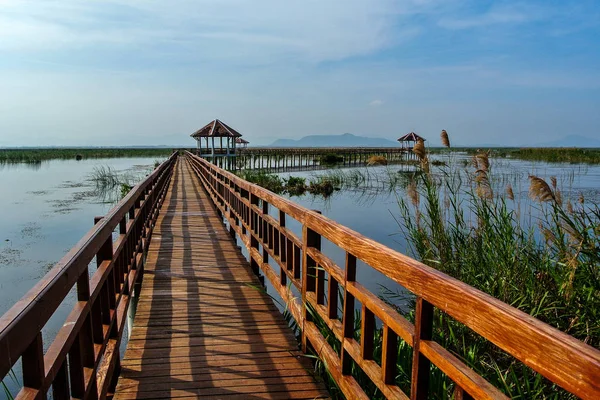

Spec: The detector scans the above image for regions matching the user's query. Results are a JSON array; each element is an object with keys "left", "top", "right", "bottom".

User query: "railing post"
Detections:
[
  {"left": 382, "top": 326, "right": 398, "bottom": 385},
  {"left": 262, "top": 200, "right": 269, "bottom": 265},
  {"left": 22, "top": 332, "right": 45, "bottom": 398},
  {"left": 411, "top": 297, "right": 434, "bottom": 400},
  {"left": 278, "top": 210, "right": 287, "bottom": 287},
  {"left": 302, "top": 214, "right": 321, "bottom": 353},
  {"left": 249, "top": 193, "right": 261, "bottom": 278},
  {"left": 341, "top": 252, "right": 356, "bottom": 375}
]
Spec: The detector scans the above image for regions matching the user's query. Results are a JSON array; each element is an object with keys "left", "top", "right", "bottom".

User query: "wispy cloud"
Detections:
[
  {"left": 0, "top": 0, "right": 599, "bottom": 146},
  {"left": 438, "top": 3, "right": 543, "bottom": 30},
  {"left": 0, "top": 0, "right": 440, "bottom": 63}
]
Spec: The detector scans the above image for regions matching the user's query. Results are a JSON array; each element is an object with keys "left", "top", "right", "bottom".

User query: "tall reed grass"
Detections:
[{"left": 390, "top": 139, "right": 600, "bottom": 398}]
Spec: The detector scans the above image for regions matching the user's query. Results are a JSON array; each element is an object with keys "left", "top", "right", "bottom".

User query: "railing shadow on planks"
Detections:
[
  {"left": 0, "top": 152, "right": 177, "bottom": 400},
  {"left": 184, "top": 151, "right": 600, "bottom": 400}
]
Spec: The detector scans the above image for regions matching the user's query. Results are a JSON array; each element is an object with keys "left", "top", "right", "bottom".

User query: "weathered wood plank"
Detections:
[{"left": 114, "top": 159, "right": 327, "bottom": 399}]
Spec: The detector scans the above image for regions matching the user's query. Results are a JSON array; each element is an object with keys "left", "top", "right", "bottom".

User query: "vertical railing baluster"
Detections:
[
  {"left": 453, "top": 386, "right": 474, "bottom": 400},
  {"left": 76, "top": 258, "right": 97, "bottom": 395},
  {"left": 95, "top": 216, "right": 116, "bottom": 336},
  {"left": 262, "top": 200, "right": 269, "bottom": 264},
  {"left": 22, "top": 332, "right": 45, "bottom": 398},
  {"left": 382, "top": 326, "right": 398, "bottom": 384},
  {"left": 278, "top": 210, "right": 287, "bottom": 286},
  {"left": 316, "top": 260, "right": 325, "bottom": 305},
  {"left": 361, "top": 305, "right": 375, "bottom": 360},
  {"left": 411, "top": 297, "right": 434, "bottom": 400},
  {"left": 327, "top": 277, "right": 338, "bottom": 320},
  {"left": 119, "top": 217, "right": 128, "bottom": 295},
  {"left": 68, "top": 332, "right": 85, "bottom": 399},
  {"left": 249, "top": 194, "right": 260, "bottom": 276},
  {"left": 302, "top": 219, "right": 321, "bottom": 352},
  {"left": 341, "top": 252, "right": 356, "bottom": 375},
  {"left": 52, "top": 359, "right": 70, "bottom": 400}
]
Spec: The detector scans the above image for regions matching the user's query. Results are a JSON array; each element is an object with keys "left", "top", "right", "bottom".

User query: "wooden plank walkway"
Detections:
[{"left": 114, "top": 158, "right": 329, "bottom": 399}]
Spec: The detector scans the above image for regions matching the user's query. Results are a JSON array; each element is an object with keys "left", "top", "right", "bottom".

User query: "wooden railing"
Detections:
[
  {"left": 184, "top": 151, "right": 600, "bottom": 400},
  {"left": 236, "top": 147, "right": 408, "bottom": 154},
  {"left": 0, "top": 153, "right": 177, "bottom": 399}
]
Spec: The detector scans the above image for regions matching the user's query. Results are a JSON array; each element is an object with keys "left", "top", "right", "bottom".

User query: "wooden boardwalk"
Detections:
[{"left": 114, "top": 159, "right": 328, "bottom": 399}]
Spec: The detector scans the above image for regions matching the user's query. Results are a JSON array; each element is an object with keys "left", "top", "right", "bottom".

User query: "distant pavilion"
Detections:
[
  {"left": 236, "top": 137, "right": 250, "bottom": 148},
  {"left": 191, "top": 119, "right": 243, "bottom": 157},
  {"left": 397, "top": 132, "right": 426, "bottom": 150}
]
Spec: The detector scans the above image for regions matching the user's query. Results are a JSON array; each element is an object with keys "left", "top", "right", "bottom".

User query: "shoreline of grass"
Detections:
[
  {"left": 429, "top": 146, "right": 600, "bottom": 164},
  {"left": 0, "top": 148, "right": 175, "bottom": 164}
]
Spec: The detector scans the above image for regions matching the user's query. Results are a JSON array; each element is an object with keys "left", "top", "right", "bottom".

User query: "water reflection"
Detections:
[{"left": 0, "top": 160, "right": 45, "bottom": 171}]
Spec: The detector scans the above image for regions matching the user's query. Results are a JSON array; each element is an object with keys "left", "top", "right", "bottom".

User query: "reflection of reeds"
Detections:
[{"left": 90, "top": 165, "right": 148, "bottom": 202}]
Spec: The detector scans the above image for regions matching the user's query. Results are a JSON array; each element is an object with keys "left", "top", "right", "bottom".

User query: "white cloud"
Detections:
[
  {"left": 0, "top": 0, "right": 440, "bottom": 63},
  {"left": 369, "top": 99, "right": 384, "bottom": 106}
]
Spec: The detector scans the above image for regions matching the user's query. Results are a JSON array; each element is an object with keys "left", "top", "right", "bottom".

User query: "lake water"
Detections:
[{"left": 1, "top": 154, "right": 599, "bottom": 396}]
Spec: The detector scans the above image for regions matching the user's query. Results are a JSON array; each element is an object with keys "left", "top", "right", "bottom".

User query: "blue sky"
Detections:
[{"left": 0, "top": 0, "right": 599, "bottom": 146}]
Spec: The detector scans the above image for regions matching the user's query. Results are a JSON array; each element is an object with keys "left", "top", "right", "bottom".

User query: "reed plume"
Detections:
[
  {"left": 413, "top": 139, "right": 426, "bottom": 160},
  {"left": 475, "top": 169, "right": 488, "bottom": 183},
  {"left": 440, "top": 130, "right": 450, "bottom": 148},
  {"left": 471, "top": 155, "right": 478, "bottom": 168},
  {"left": 476, "top": 181, "right": 493, "bottom": 200},
  {"left": 421, "top": 155, "right": 430, "bottom": 173},
  {"left": 550, "top": 176, "right": 557, "bottom": 189},
  {"left": 528, "top": 176, "right": 555, "bottom": 202},
  {"left": 555, "top": 189, "right": 563, "bottom": 207},
  {"left": 407, "top": 180, "right": 419, "bottom": 207},
  {"left": 475, "top": 169, "right": 493, "bottom": 199},
  {"left": 476, "top": 151, "right": 490, "bottom": 172},
  {"left": 506, "top": 184, "right": 515, "bottom": 201}
]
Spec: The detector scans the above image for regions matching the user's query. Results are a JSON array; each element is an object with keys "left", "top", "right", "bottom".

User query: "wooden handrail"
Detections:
[
  {"left": 184, "top": 151, "right": 600, "bottom": 400},
  {"left": 0, "top": 152, "right": 177, "bottom": 399}
]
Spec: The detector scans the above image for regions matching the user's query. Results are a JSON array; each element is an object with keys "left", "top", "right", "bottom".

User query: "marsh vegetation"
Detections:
[
  {"left": 430, "top": 146, "right": 600, "bottom": 164},
  {"left": 304, "top": 135, "right": 600, "bottom": 399},
  {"left": 0, "top": 148, "right": 174, "bottom": 164}
]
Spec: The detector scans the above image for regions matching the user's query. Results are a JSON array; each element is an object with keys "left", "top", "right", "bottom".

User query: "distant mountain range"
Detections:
[{"left": 268, "top": 133, "right": 398, "bottom": 147}]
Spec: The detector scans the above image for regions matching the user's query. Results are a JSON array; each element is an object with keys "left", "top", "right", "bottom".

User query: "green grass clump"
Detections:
[
  {"left": 284, "top": 176, "right": 307, "bottom": 196},
  {"left": 0, "top": 148, "right": 174, "bottom": 164},
  {"left": 237, "top": 170, "right": 285, "bottom": 193},
  {"left": 320, "top": 153, "right": 344, "bottom": 164}
]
